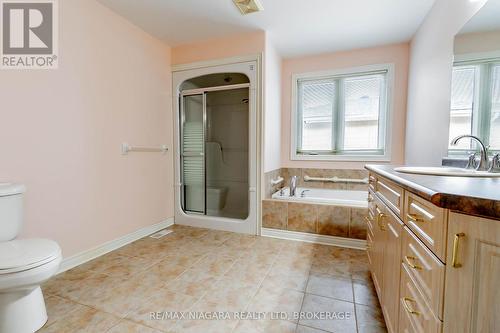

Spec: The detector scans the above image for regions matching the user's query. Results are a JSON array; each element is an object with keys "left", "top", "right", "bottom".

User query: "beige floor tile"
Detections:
[
  {"left": 251, "top": 237, "right": 287, "bottom": 252},
  {"left": 311, "top": 259, "right": 352, "bottom": 279},
  {"left": 353, "top": 279, "right": 379, "bottom": 306},
  {"left": 233, "top": 319, "right": 297, "bottom": 333},
  {"left": 201, "top": 277, "right": 259, "bottom": 310},
  {"left": 299, "top": 294, "right": 356, "bottom": 333},
  {"left": 78, "top": 252, "right": 159, "bottom": 278},
  {"left": 125, "top": 289, "right": 198, "bottom": 331},
  {"left": 107, "top": 320, "right": 164, "bottom": 333},
  {"left": 223, "top": 260, "right": 271, "bottom": 285},
  {"left": 44, "top": 295, "right": 85, "bottom": 327},
  {"left": 87, "top": 273, "right": 165, "bottom": 317},
  {"left": 40, "top": 226, "right": 379, "bottom": 332},
  {"left": 163, "top": 253, "right": 204, "bottom": 267},
  {"left": 62, "top": 272, "right": 129, "bottom": 305},
  {"left": 38, "top": 306, "right": 120, "bottom": 333},
  {"left": 296, "top": 325, "right": 330, "bottom": 333},
  {"left": 261, "top": 267, "right": 309, "bottom": 292},
  {"left": 166, "top": 268, "right": 220, "bottom": 298},
  {"left": 42, "top": 268, "right": 95, "bottom": 297},
  {"left": 198, "top": 230, "right": 234, "bottom": 245},
  {"left": 221, "top": 234, "right": 258, "bottom": 250},
  {"left": 273, "top": 255, "right": 313, "bottom": 275},
  {"left": 191, "top": 253, "right": 236, "bottom": 275},
  {"left": 355, "top": 303, "right": 387, "bottom": 333},
  {"left": 173, "top": 299, "right": 238, "bottom": 333},
  {"left": 247, "top": 286, "right": 305, "bottom": 323},
  {"left": 306, "top": 272, "right": 354, "bottom": 302}
]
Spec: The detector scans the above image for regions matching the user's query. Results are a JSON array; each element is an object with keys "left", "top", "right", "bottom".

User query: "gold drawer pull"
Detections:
[
  {"left": 377, "top": 212, "right": 386, "bottom": 231},
  {"left": 402, "top": 297, "right": 420, "bottom": 316},
  {"left": 406, "top": 213, "right": 424, "bottom": 223},
  {"left": 452, "top": 233, "right": 465, "bottom": 268},
  {"left": 404, "top": 256, "right": 422, "bottom": 270}
]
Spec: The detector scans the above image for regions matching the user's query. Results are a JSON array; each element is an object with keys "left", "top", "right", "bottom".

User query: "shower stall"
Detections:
[{"left": 173, "top": 61, "right": 258, "bottom": 234}]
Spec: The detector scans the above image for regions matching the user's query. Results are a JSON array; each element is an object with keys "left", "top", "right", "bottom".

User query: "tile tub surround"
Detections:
[
  {"left": 264, "top": 168, "right": 369, "bottom": 198},
  {"left": 40, "top": 225, "right": 385, "bottom": 333},
  {"left": 262, "top": 200, "right": 368, "bottom": 240}
]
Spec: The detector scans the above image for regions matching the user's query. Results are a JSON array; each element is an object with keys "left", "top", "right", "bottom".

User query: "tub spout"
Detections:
[{"left": 289, "top": 176, "right": 298, "bottom": 197}]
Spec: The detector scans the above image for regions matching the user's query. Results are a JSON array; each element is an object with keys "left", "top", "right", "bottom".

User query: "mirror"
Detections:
[{"left": 450, "top": 0, "right": 500, "bottom": 153}]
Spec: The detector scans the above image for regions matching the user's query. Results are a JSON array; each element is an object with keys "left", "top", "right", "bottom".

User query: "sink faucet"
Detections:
[
  {"left": 450, "top": 135, "right": 489, "bottom": 171},
  {"left": 289, "top": 176, "right": 298, "bottom": 197},
  {"left": 489, "top": 153, "right": 500, "bottom": 173}
]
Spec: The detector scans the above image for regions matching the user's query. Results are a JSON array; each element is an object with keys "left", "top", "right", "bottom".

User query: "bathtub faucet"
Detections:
[{"left": 289, "top": 176, "right": 298, "bottom": 197}]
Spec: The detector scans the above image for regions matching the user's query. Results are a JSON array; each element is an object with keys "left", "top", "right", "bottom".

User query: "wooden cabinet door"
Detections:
[
  {"left": 444, "top": 212, "right": 500, "bottom": 333},
  {"left": 381, "top": 208, "right": 404, "bottom": 333}
]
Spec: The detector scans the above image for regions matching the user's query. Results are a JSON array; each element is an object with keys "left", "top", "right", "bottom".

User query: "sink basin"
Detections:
[{"left": 394, "top": 166, "right": 500, "bottom": 177}]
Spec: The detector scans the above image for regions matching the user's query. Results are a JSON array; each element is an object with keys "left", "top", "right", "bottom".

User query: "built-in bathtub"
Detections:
[
  {"left": 271, "top": 187, "right": 368, "bottom": 208},
  {"left": 262, "top": 186, "right": 369, "bottom": 247}
]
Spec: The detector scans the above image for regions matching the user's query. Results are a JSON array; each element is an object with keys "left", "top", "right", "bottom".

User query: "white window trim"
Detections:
[
  {"left": 448, "top": 52, "right": 500, "bottom": 156},
  {"left": 290, "top": 63, "right": 395, "bottom": 162}
]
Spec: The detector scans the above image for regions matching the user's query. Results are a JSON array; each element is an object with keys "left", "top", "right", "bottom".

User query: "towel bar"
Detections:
[
  {"left": 121, "top": 143, "right": 168, "bottom": 155},
  {"left": 303, "top": 175, "right": 368, "bottom": 184}
]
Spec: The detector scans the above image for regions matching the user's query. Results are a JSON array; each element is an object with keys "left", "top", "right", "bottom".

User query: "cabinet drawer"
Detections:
[
  {"left": 404, "top": 192, "right": 448, "bottom": 261},
  {"left": 402, "top": 227, "right": 445, "bottom": 320},
  {"left": 368, "top": 174, "right": 377, "bottom": 192},
  {"left": 375, "top": 176, "right": 403, "bottom": 217},
  {"left": 399, "top": 265, "right": 442, "bottom": 333}
]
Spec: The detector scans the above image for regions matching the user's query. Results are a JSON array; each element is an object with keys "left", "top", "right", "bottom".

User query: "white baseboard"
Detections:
[
  {"left": 58, "top": 218, "right": 174, "bottom": 274},
  {"left": 261, "top": 228, "right": 366, "bottom": 250}
]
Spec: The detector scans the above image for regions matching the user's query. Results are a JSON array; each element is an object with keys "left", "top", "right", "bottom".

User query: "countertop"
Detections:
[{"left": 365, "top": 164, "right": 500, "bottom": 220}]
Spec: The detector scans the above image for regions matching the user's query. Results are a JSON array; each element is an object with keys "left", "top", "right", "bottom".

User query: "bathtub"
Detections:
[{"left": 272, "top": 187, "right": 368, "bottom": 208}]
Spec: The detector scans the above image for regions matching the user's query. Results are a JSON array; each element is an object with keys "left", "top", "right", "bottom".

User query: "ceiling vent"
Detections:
[{"left": 233, "top": 0, "right": 264, "bottom": 15}]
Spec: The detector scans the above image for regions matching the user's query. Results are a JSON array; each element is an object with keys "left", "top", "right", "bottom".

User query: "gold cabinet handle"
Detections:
[
  {"left": 452, "top": 233, "right": 465, "bottom": 268},
  {"left": 406, "top": 213, "right": 424, "bottom": 223},
  {"left": 404, "top": 256, "right": 422, "bottom": 270},
  {"left": 402, "top": 297, "right": 420, "bottom": 316},
  {"left": 376, "top": 212, "right": 386, "bottom": 231}
]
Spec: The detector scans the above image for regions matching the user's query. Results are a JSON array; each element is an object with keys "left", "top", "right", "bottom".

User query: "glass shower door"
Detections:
[{"left": 181, "top": 94, "right": 205, "bottom": 214}]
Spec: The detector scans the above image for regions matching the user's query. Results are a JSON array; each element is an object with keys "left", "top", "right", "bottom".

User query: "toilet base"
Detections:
[{"left": 0, "top": 286, "right": 48, "bottom": 333}]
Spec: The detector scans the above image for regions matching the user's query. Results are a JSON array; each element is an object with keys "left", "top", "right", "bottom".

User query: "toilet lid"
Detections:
[{"left": 0, "top": 239, "right": 61, "bottom": 273}]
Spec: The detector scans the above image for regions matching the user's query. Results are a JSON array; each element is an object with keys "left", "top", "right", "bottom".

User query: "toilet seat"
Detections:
[{"left": 0, "top": 239, "right": 61, "bottom": 274}]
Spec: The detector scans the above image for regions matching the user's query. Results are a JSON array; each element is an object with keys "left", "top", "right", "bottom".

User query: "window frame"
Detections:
[
  {"left": 290, "top": 63, "right": 394, "bottom": 162},
  {"left": 448, "top": 51, "right": 500, "bottom": 156}
]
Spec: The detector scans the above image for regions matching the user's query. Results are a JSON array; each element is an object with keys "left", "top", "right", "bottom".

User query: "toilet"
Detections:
[{"left": 0, "top": 184, "right": 62, "bottom": 333}]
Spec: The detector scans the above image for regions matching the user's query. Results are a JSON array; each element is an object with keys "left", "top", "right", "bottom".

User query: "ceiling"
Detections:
[
  {"left": 460, "top": 0, "right": 500, "bottom": 34},
  {"left": 98, "top": 0, "right": 436, "bottom": 58}
]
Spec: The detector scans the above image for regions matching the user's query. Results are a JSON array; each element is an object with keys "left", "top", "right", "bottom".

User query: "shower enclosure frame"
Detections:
[{"left": 172, "top": 58, "right": 261, "bottom": 235}]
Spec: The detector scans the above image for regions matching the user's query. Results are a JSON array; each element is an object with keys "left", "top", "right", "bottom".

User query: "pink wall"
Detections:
[
  {"left": 280, "top": 43, "right": 410, "bottom": 170},
  {"left": 0, "top": 0, "right": 173, "bottom": 257},
  {"left": 405, "top": 0, "right": 488, "bottom": 165},
  {"left": 172, "top": 31, "right": 265, "bottom": 65},
  {"left": 454, "top": 30, "right": 500, "bottom": 55}
]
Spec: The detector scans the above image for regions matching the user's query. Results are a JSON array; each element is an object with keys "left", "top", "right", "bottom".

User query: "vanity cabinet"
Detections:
[
  {"left": 368, "top": 172, "right": 500, "bottom": 333},
  {"left": 443, "top": 213, "right": 500, "bottom": 333}
]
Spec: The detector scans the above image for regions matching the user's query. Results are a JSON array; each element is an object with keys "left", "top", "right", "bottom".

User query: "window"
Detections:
[
  {"left": 449, "top": 60, "right": 500, "bottom": 153},
  {"left": 292, "top": 65, "right": 391, "bottom": 161}
]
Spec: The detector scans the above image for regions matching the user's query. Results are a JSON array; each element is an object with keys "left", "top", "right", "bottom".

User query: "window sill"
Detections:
[{"left": 291, "top": 153, "right": 391, "bottom": 162}]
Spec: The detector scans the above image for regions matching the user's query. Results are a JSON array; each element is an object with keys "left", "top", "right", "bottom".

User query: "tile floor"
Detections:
[{"left": 40, "top": 225, "right": 386, "bottom": 333}]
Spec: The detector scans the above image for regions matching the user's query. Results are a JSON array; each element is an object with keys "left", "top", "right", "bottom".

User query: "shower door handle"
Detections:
[
  {"left": 182, "top": 152, "right": 204, "bottom": 157},
  {"left": 249, "top": 187, "right": 256, "bottom": 193}
]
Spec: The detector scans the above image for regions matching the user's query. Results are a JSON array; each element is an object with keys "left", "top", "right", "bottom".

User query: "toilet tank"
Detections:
[{"left": 0, "top": 184, "right": 26, "bottom": 241}]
